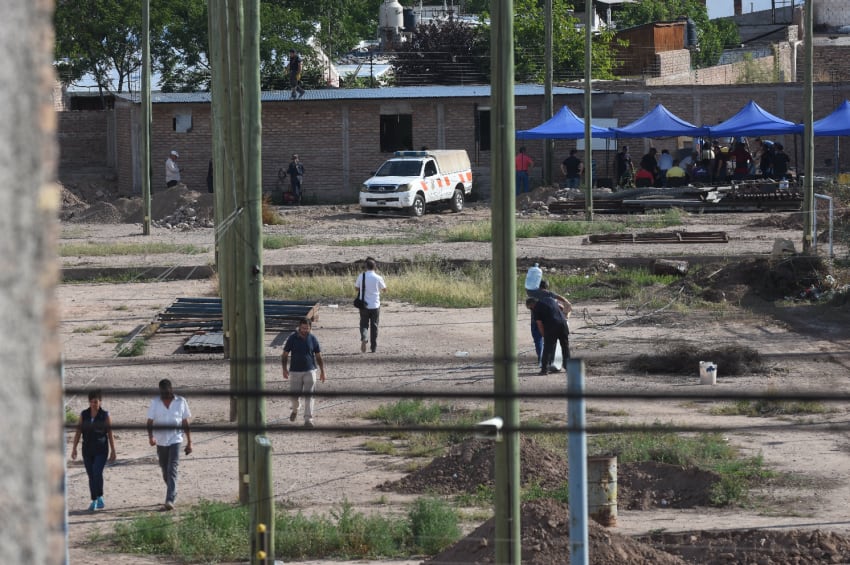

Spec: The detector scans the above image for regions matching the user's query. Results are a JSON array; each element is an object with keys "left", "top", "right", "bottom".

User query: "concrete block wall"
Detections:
[
  {"left": 656, "top": 50, "right": 692, "bottom": 78},
  {"left": 57, "top": 111, "right": 109, "bottom": 168},
  {"left": 810, "top": 45, "right": 850, "bottom": 82}
]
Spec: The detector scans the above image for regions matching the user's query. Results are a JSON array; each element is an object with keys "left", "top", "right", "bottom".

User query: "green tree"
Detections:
[
  {"left": 616, "top": 0, "right": 739, "bottom": 68},
  {"left": 391, "top": 20, "right": 490, "bottom": 86},
  {"left": 511, "top": 0, "right": 619, "bottom": 82},
  {"left": 54, "top": 0, "right": 151, "bottom": 93}
]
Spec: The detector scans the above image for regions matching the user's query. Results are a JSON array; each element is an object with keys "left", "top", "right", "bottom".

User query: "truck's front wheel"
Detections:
[
  {"left": 408, "top": 194, "right": 425, "bottom": 217},
  {"left": 450, "top": 188, "right": 464, "bottom": 213}
]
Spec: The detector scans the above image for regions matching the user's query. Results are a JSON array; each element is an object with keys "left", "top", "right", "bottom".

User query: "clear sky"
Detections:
[{"left": 707, "top": 0, "right": 786, "bottom": 19}]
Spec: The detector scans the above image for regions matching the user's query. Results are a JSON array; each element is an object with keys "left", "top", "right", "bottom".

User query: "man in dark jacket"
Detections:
[{"left": 526, "top": 296, "right": 570, "bottom": 375}]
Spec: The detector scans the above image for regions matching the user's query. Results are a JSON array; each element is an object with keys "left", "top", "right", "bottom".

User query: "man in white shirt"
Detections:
[
  {"left": 354, "top": 257, "right": 387, "bottom": 353},
  {"left": 146, "top": 379, "right": 192, "bottom": 510},
  {"left": 165, "top": 150, "right": 181, "bottom": 188}
]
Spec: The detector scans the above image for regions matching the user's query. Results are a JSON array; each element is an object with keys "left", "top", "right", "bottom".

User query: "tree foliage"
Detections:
[
  {"left": 616, "top": 0, "right": 740, "bottom": 69},
  {"left": 391, "top": 20, "right": 489, "bottom": 86},
  {"left": 54, "top": 0, "right": 382, "bottom": 93}
]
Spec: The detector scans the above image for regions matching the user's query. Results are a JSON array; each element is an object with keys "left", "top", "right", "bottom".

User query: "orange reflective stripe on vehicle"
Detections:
[
  {"left": 444, "top": 176, "right": 450, "bottom": 185},
  {"left": 420, "top": 180, "right": 428, "bottom": 191}
]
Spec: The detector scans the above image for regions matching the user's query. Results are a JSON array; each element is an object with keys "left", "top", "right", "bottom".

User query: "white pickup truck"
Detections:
[{"left": 360, "top": 150, "right": 473, "bottom": 217}]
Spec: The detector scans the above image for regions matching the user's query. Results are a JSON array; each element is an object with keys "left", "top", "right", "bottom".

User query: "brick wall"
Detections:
[
  {"left": 656, "top": 50, "right": 692, "bottom": 78},
  {"left": 57, "top": 111, "right": 110, "bottom": 168},
  {"left": 810, "top": 45, "right": 850, "bottom": 82}
]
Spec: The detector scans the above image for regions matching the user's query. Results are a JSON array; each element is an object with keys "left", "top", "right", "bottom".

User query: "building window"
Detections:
[
  {"left": 380, "top": 114, "right": 412, "bottom": 153},
  {"left": 476, "top": 108, "right": 490, "bottom": 151},
  {"left": 173, "top": 112, "right": 193, "bottom": 133}
]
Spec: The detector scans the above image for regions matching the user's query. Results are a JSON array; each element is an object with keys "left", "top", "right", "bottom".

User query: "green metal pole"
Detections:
[
  {"left": 584, "top": 0, "right": 594, "bottom": 222},
  {"left": 802, "top": 0, "right": 814, "bottom": 253},
  {"left": 251, "top": 437, "right": 274, "bottom": 565},
  {"left": 491, "top": 0, "right": 521, "bottom": 563},
  {"left": 242, "top": 0, "right": 269, "bottom": 549},
  {"left": 543, "top": 0, "right": 553, "bottom": 186},
  {"left": 141, "top": 0, "right": 151, "bottom": 235}
]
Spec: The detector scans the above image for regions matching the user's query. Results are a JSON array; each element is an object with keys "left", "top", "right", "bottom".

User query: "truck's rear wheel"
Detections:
[
  {"left": 450, "top": 188, "right": 464, "bottom": 213},
  {"left": 408, "top": 194, "right": 425, "bottom": 217}
]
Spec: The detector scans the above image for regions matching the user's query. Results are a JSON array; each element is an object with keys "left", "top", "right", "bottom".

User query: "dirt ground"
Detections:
[{"left": 59, "top": 177, "right": 850, "bottom": 564}]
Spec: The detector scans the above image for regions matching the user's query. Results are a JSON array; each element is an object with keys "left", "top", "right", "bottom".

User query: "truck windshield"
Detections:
[{"left": 375, "top": 160, "right": 423, "bottom": 177}]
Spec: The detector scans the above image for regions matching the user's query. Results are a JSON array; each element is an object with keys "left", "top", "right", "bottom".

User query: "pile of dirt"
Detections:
[
  {"left": 618, "top": 462, "right": 720, "bottom": 510},
  {"left": 380, "top": 438, "right": 721, "bottom": 512},
  {"left": 61, "top": 178, "right": 215, "bottom": 228},
  {"left": 379, "top": 437, "right": 567, "bottom": 495},
  {"left": 627, "top": 344, "right": 765, "bottom": 377},
  {"left": 422, "top": 498, "right": 688, "bottom": 565}
]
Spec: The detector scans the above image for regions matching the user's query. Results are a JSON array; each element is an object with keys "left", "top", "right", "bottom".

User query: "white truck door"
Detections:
[{"left": 423, "top": 160, "right": 441, "bottom": 202}]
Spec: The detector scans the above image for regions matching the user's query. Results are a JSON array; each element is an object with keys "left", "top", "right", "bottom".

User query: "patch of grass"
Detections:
[
  {"left": 628, "top": 343, "right": 765, "bottom": 376},
  {"left": 544, "top": 268, "right": 678, "bottom": 302},
  {"left": 522, "top": 481, "right": 569, "bottom": 504},
  {"left": 65, "top": 406, "right": 79, "bottom": 425},
  {"left": 332, "top": 234, "right": 435, "bottom": 247},
  {"left": 455, "top": 484, "right": 494, "bottom": 507},
  {"left": 104, "top": 330, "right": 130, "bottom": 343},
  {"left": 262, "top": 195, "right": 286, "bottom": 225},
  {"left": 114, "top": 498, "right": 454, "bottom": 562},
  {"left": 113, "top": 305, "right": 129, "bottom": 311},
  {"left": 712, "top": 399, "right": 830, "bottom": 417},
  {"left": 63, "top": 271, "right": 161, "bottom": 284},
  {"left": 265, "top": 261, "right": 494, "bottom": 308},
  {"left": 363, "top": 400, "right": 492, "bottom": 458},
  {"left": 59, "top": 242, "right": 205, "bottom": 257},
  {"left": 263, "top": 234, "right": 303, "bottom": 249},
  {"left": 72, "top": 323, "right": 109, "bottom": 334},
  {"left": 362, "top": 440, "right": 398, "bottom": 456},
  {"left": 116, "top": 338, "right": 147, "bottom": 357}
]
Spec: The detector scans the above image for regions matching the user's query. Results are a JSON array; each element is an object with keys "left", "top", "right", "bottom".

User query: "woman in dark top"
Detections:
[{"left": 71, "top": 390, "right": 116, "bottom": 511}]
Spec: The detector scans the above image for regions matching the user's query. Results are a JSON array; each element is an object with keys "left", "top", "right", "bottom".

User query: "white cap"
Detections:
[{"left": 170, "top": 150, "right": 179, "bottom": 157}]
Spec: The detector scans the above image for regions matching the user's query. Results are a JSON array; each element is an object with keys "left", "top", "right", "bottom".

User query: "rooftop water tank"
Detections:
[
  {"left": 403, "top": 7, "right": 419, "bottom": 32},
  {"left": 685, "top": 17, "right": 698, "bottom": 49},
  {"left": 380, "top": 0, "right": 404, "bottom": 30}
]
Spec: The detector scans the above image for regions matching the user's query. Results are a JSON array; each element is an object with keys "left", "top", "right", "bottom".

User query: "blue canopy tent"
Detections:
[
  {"left": 608, "top": 103, "right": 709, "bottom": 138},
  {"left": 813, "top": 100, "right": 850, "bottom": 136},
  {"left": 707, "top": 100, "right": 803, "bottom": 137},
  {"left": 516, "top": 105, "right": 614, "bottom": 139}
]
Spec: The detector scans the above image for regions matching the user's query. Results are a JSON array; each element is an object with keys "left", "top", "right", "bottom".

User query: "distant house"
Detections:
[{"left": 613, "top": 20, "right": 692, "bottom": 78}]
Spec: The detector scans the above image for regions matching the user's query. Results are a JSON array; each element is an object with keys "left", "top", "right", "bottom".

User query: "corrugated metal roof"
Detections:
[{"left": 115, "top": 84, "right": 589, "bottom": 104}]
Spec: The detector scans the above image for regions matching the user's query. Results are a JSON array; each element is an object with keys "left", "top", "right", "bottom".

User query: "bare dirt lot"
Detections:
[{"left": 59, "top": 183, "right": 850, "bottom": 564}]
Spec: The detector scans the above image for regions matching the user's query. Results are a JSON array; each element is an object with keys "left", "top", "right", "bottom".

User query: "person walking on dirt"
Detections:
[
  {"left": 284, "top": 154, "right": 305, "bottom": 203},
  {"left": 165, "top": 150, "right": 181, "bottom": 188},
  {"left": 282, "top": 317, "right": 326, "bottom": 428},
  {"left": 146, "top": 379, "right": 192, "bottom": 511},
  {"left": 288, "top": 49, "right": 306, "bottom": 99},
  {"left": 70, "top": 389, "right": 116, "bottom": 511},
  {"left": 355, "top": 257, "right": 387, "bottom": 353},
  {"left": 526, "top": 296, "right": 570, "bottom": 375},
  {"left": 515, "top": 146, "right": 534, "bottom": 195}
]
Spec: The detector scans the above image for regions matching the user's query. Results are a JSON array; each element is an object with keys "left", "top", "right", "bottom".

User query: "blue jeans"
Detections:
[
  {"left": 359, "top": 307, "right": 381, "bottom": 352},
  {"left": 565, "top": 176, "right": 580, "bottom": 189},
  {"left": 156, "top": 443, "right": 181, "bottom": 504},
  {"left": 516, "top": 171, "right": 530, "bottom": 194},
  {"left": 83, "top": 452, "right": 107, "bottom": 500},
  {"left": 531, "top": 320, "right": 544, "bottom": 367}
]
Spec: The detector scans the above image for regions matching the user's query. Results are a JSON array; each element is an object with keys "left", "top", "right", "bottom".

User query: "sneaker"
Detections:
[
  {"left": 304, "top": 420, "right": 314, "bottom": 428},
  {"left": 95, "top": 496, "right": 105, "bottom": 510},
  {"left": 88, "top": 501, "right": 97, "bottom": 512},
  {"left": 163, "top": 501, "right": 175, "bottom": 511},
  {"left": 289, "top": 410, "right": 297, "bottom": 422},
  {"left": 360, "top": 341, "right": 367, "bottom": 353}
]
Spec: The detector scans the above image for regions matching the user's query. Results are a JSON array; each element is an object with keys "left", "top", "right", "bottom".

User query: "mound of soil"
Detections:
[
  {"left": 379, "top": 437, "right": 567, "bottom": 495},
  {"left": 422, "top": 498, "right": 688, "bottom": 565},
  {"left": 618, "top": 462, "right": 720, "bottom": 510}
]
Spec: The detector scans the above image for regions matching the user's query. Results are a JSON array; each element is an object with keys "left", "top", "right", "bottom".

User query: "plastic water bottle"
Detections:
[{"left": 525, "top": 263, "right": 543, "bottom": 290}]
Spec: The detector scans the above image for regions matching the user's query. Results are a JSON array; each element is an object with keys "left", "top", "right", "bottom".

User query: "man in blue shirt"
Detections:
[{"left": 282, "top": 317, "right": 326, "bottom": 428}]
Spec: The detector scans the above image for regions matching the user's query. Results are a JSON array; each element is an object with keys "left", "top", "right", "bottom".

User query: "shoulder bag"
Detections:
[{"left": 353, "top": 272, "right": 366, "bottom": 309}]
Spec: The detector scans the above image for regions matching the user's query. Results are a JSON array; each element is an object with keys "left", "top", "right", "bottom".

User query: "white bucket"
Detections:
[{"left": 699, "top": 361, "right": 717, "bottom": 385}]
